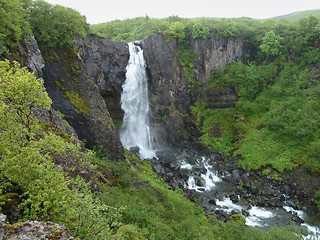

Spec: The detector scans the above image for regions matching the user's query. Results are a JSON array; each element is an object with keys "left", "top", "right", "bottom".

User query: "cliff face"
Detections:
[
  {"left": 79, "top": 35, "right": 129, "bottom": 122},
  {"left": 42, "top": 48, "right": 124, "bottom": 160},
  {"left": 143, "top": 34, "right": 244, "bottom": 146},
  {"left": 192, "top": 37, "right": 244, "bottom": 83},
  {"left": 15, "top": 35, "right": 79, "bottom": 142},
  {"left": 16, "top": 33, "right": 244, "bottom": 157}
]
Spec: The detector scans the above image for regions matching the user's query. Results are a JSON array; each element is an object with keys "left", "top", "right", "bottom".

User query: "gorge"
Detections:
[
  {"left": 115, "top": 37, "right": 320, "bottom": 238},
  {"left": 1, "top": 4, "right": 320, "bottom": 238}
]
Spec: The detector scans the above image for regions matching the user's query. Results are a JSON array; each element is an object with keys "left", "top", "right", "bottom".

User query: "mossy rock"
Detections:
[{"left": 0, "top": 193, "right": 21, "bottom": 222}]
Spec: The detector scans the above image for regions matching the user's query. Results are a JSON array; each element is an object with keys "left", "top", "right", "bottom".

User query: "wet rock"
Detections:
[
  {"left": 195, "top": 176, "right": 204, "bottom": 187},
  {"left": 129, "top": 146, "right": 140, "bottom": 155},
  {"left": 286, "top": 200, "right": 297, "bottom": 209},
  {"left": 241, "top": 209, "right": 249, "bottom": 216},
  {"left": 229, "top": 193, "right": 239, "bottom": 203},
  {"left": 232, "top": 170, "right": 241, "bottom": 180},
  {"left": 214, "top": 210, "right": 230, "bottom": 222},
  {"left": 152, "top": 163, "right": 165, "bottom": 176},
  {"left": 291, "top": 214, "right": 304, "bottom": 224},
  {"left": 270, "top": 197, "right": 283, "bottom": 208},
  {"left": 0, "top": 193, "right": 21, "bottom": 223}
]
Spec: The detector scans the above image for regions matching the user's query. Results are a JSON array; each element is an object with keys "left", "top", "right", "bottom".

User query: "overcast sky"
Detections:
[{"left": 44, "top": 0, "right": 320, "bottom": 24}]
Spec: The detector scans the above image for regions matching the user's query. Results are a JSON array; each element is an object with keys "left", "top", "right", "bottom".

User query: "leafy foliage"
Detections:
[
  {"left": 90, "top": 16, "right": 264, "bottom": 42},
  {"left": 260, "top": 31, "right": 284, "bottom": 57},
  {"left": 169, "top": 22, "right": 186, "bottom": 43},
  {"left": 0, "top": 60, "right": 123, "bottom": 239},
  {"left": 28, "top": 0, "right": 89, "bottom": 50},
  {"left": 192, "top": 18, "right": 210, "bottom": 39},
  {"left": 0, "top": 0, "right": 31, "bottom": 54},
  {"left": 193, "top": 17, "right": 320, "bottom": 176}
]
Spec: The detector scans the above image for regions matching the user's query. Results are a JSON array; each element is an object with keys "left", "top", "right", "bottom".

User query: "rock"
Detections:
[
  {"left": 79, "top": 34, "right": 129, "bottom": 122},
  {"left": 0, "top": 193, "right": 21, "bottom": 223},
  {"left": 195, "top": 176, "right": 204, "bottom": 187},
  {"left": 229, "top": 193, "right": 239, "bottom": 203},
  {"left": 3, "top": 221, "right": 73, "bottom": 239},
  {"left": 152, "top": 163, "right": 165, "bottom": 175},
  {"left": 241, "top": 209, "right": 249, "bottom": 217},
  {"left": 0, "top": 214, "right": 6, "bottom": 240},
  {"left": 42, "top": 44, "right": 124, "bottom": 160},
  {"left": 286, "top": 200, "right": 297, "bottom": 209},
  {"left": 232, "top": 170, "right": 241, "bottom": 180},
  {"left": 129, "top": 146, "right": 140, "bottom": 155},
  {"left": 143, "top": 33, "right": 198, "bottom": 147},
  {"left": 291, "top": 215, "right": 304, "bottom": 224},
  {"left": 18, "top": 35, "right": 45, "bottom": 78}
]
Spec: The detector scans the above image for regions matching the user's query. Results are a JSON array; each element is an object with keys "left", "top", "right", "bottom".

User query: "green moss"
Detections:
[{"left": 64, "top": 91, "right": 91, "bottom": 115}]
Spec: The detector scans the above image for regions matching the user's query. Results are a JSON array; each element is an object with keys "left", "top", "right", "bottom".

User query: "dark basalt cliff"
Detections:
[
  {"left": 42, "top": 35, "right": 130, "bottom": 160},
  {"left": 14, "top": 35, "right": 79, "bottom": 144},
  {"left": 14, "top": 33, "right": 245, "bottom": 159},
  {"left": 143, "top": 34, "right": 244, "bottom": 147},
  {"left": 144, "top": 34, "right": 192, "bottom": 146},
  {"left": 79, "top": 34, "right": 129, "bottom": 121}
]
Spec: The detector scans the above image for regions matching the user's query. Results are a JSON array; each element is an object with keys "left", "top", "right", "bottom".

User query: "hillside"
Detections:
[
  {"left": 0, "top": 0, "right": 320, "bottom": 239},
  {"left": 273, "top": 9, "right": 320, "bottom": 21}
]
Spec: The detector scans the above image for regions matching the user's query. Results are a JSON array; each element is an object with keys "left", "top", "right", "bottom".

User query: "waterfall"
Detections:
[{"left": 120, "top": 42, "right": 156, "bottom": 159}]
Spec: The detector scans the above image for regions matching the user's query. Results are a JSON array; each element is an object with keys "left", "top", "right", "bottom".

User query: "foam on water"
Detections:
[
  {"left": 120, "top": 42, "right": 156, "bottom": 159},
  {"left": 216, "top": 197, "right": 244, "bottom": 213}
]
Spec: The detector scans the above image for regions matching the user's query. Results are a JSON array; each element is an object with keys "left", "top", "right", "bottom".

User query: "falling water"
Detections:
[{"left": 120, "top": 42, "right": 156, "bottom": 159}]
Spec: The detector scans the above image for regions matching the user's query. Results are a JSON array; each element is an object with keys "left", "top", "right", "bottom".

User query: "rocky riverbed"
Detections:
[{"left": 146, "top": 147, "right": 320, "bottom": 237}]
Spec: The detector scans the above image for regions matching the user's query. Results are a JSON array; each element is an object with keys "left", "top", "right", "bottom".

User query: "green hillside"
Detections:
[{"left": 273, "top": 9, "right": 320, "bottom": 21}]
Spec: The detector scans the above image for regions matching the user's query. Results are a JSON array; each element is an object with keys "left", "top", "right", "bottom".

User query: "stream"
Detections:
[
  {"left": 119, "top": 41, "right": 320, "bottom": 239},
  {"left": 153, "top": 148, "right": 320, "bottom": 240}
]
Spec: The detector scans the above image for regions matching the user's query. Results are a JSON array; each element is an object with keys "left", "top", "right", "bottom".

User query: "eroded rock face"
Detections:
[
  {"left": 18, "top": 35, "right": 45, "bottom": 78},
  {"left": 192, "top": 37, "right": 244, "bottom": 83},
  {"left": 143, "top": 34, "right": 244, "bottom": 147},
  {"left": 42, "top": 47, "right": 124, "bottom": 160},
  {"left": 80, "top": 34, "right": 129, "bottom": 94},
  {"left": 79, "top": 34, "right": 129, "bottom": 121},
  {"left": 144, "top": 34, "right": 195, "bottom": 146}
]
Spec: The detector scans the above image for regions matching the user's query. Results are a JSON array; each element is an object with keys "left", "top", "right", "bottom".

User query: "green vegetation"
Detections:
[
  {"left": 0, "top": 0, "right": 89, "bottom": 56},
  {"left": 0, "top": 60, "right": 123, "bottom": 238},
  {"left": 274, "top": 9, "right": 320, "bottom": 22},
  {"left": 1, "top": 1, "right": 320, "bottom": 237},
  {"left": 191, "top": 16, "right": 320, "bottom": 176},
  {"left": 29, "top": 0, "right": 89, "bottom": 50},
  {"left": 90, "top": 16, "right": 264, "bottom": 42},
  {"left": 0, "top": 0, "right": 31, "bottom": 54},
  {"left": 0, "top": 59, "right": 305, "bottom": 240}
]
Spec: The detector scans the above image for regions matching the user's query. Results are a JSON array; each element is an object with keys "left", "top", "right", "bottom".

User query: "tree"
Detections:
[
  {"left": 0, "top": 0, "right": 31, "bottom": 54},
  {"left": 192, "top": 19, "right": 210, "bottom": 39},
  {"left": 29, "top": 0, "right": 89, "bottom": 49},
  {"left": 0, "top": 60, "right": 51, "bottom": 146},
  {"left": 259, "top": 31, "right": 284, "bottom": 58},
  {"left": 170, "top": 22, "right": 186, "bottom": 43}
]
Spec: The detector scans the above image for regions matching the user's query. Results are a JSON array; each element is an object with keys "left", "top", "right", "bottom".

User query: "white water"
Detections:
[
  {"left": 184, "top": 157, "right": 221, "bottom": 191},
  {"left": 180, "top": 155, "right": 319, "bottom": 239},
  {"left": 120, "top": 42, "right": 156, "bottom": 159},
  {"left": 216, "top": 197, "right": 244, "bottom": 214}
]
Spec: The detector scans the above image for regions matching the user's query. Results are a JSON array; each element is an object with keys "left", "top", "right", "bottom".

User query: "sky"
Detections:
[{"left": 44, "top": 0, "right": 320, "bottom": 25}]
